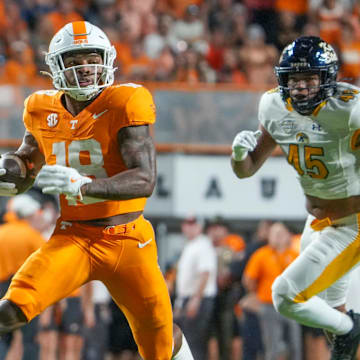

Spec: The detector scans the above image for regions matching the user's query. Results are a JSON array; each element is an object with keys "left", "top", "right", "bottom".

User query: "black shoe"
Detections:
[{"left": 331, "top": 310, "right": 360, "bottom": 360}]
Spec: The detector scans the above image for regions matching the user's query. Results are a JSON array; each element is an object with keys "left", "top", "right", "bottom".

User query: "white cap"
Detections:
[{"left": 8, "top": 194, "right": 41, "bottom": 218}]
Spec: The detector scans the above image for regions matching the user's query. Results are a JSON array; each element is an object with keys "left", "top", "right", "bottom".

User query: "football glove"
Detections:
[
  {"left": 231, "top": 130, "right": 262, "bottom": 161},
  {"left": 0, "top": 169, "right": 18, "bottom": 196},
  {"left": 37, "top": 165, "right": 92, "bottom": 200}
]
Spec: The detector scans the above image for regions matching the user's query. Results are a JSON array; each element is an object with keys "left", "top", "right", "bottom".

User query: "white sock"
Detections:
[{"left": 172, "top": 334, "right": 194, "bottom": 360}]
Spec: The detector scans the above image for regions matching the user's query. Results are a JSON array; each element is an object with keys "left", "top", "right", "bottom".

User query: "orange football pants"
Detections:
[{"left": 4, "top": 215, "right": 173, "bottom": 360}]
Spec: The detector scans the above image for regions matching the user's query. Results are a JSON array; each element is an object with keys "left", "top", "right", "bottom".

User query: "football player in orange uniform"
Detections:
[{"left": 0, "top": 21, "right": 193, "bottom": 360}]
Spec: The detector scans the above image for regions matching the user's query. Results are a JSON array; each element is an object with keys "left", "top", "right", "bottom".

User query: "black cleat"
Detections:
[{"left": 331, "top": 310, "right": 360, "bottom": 360}]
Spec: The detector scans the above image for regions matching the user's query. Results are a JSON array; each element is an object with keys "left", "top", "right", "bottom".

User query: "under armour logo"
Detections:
[
  {"left": 47, "top": 113, "right": 58, "bottom": 128},
  {"left": 312, "top": 123, "right": 322, "bottom": 132},
  {"left": 70, "top": 120, "right": 78, "bottom": 129}
]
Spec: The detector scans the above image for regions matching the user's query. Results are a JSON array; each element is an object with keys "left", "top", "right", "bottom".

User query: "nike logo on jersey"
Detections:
[
  {"left": 93, "top": 109, "right": 108, "bottom": 119},
  {"left": 138, "top": 238, "right": 153, "bottom": 248},
  {"left": 70, "top": 178, "right": 79, "bottom": 183}
]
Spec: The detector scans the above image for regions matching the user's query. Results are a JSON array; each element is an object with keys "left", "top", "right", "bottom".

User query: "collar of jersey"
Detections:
[{"left": 285, "top": 98, "right": 327, "bottom": 117}]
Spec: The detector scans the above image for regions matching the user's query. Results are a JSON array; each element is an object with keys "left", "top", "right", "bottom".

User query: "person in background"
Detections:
[
  {"left": 205, "top": 216, "right": 245, "bottom": 360},
  {"left": 82, "top": 281, "right": 111, "bottom": 360},
  {"left": 107, "top": 301, "right": 141, "bottom": 360},
  {"left": 242, "top": 222, "right": 302, "bottom": 360},
  {"left": 0, "top": 194, "right": 47, "bottom": 360},
  {"left": 174, "top": 216, "right": 217, "bottom": 360},
  {"left": 230, "top": 219, "right": 273, "bottom": 360}
]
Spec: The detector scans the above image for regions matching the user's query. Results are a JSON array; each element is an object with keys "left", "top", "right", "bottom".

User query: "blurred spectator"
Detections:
[
  {"left": 143, "top": 14, "right": 173, "bottom": 59},
  {"left": 1, "top": 1, "right": 30, "bottom": 45},
  {"left": 207, "top": 0, "right": 235, "bottom": 34},
  {"left": 174, "top": 215, "right": 217, "bottom": 360},
  {"left": 230, "top": 219, "right": 273, "bottom": 360},
  {"left": 316, "top": 0, "right": 345, "bottom": 47},
  {"left": 238, "top": 24, "right": 278, "bottom": 86},
  {"left": 118, "top": 0, "right": 156, "bottom": 22},
  {"left": 2, "top": 41, "right": 39, "bottom": 86},
  {"left": 116, "top": 0, "right": 143, "bottom": 42},
  {"left": 206, "top": 216, "right": 245, "bottom": 360},
  {"left": 43, "top": 0, "right": 83, "bottom": 34},
  {"left": 0, "top": 194, "right": 47, "bottom": 360},
  {"left": 30, "top": 16, "right": 57, "bottom": 76},
  {"left": 39, "top": 288, "right": 90, "bottom": 360},
  {"left": 338, "top": 21, "right": 360, "bottom": 85},
  {"left": 152, "top": 45, "right": 176, "bottom": 81},
  {"left": 228, "top": 4, "right": 248, "bottom": 47},
  {"left": 91, "top": 1, "right": 120, "bottom": 29},
  {"left": 206, "top": 29, "right": 226, "bottom": 73},
  {"left": 244, "top": 0, "right": 278, "bottom": 44},
  {"left": 174, "top": 47, "right": 202, "bottom": 83},
  {"left": 275, "top": 0, "right": 309, "bottom": 30},
  {"left": 217, "top": 48, "right": 247, "bottom": 84},
  {"left": 301, "top": 21, "right": 320, "bottom": 37},
  {"left": 107, "top": 299, "right": 140, "bottom": 360},
  {"left": 156, "top": 0, "right": 204, "bottom": 19},
  {"left": 82, "top": 281, "right": 111, "bottom": 360},
  {"left": 122, "top": 42, "right": 153, "bottom": 81},
  {"left": 168, "top": 4, "right": 207, "bottom": 55},
  {"left": 241, "top": 222, "right": 302, "bottom": 360},
  {"left": 274, "top": 11, "right": 300, "bottom": 52},
  {"left": 164, "top": 260, "right": 177, "bottom": 304},
  {"left": 20, "top": 0, "right": 55, "bottom": 30}
]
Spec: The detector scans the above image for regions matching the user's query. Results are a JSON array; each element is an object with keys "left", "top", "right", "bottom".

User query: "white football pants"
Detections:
[{"left": 272, "top": 214, "right": 360, "bottom": 334}]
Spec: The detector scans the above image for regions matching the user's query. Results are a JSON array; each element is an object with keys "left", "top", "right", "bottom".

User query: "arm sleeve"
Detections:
[
  {"left": 125, "top": 87, "right": 156, "bottom": 126},
  {"left": 258, "top": 92, "right": 270, "bottom": 129}
]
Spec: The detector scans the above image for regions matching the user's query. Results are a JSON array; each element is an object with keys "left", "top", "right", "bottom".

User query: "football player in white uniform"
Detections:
[{"left": 231, "top": 36, "right": 360, "bottom": 360}]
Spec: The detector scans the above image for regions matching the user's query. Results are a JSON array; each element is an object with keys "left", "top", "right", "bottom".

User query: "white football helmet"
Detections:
[{"left": 45, "top": 21, "right": 116, "bottom": 101}]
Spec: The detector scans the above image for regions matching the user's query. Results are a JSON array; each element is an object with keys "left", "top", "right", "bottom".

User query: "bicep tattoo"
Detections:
[{"left": 117, "top": 125, "right": 156, "bottom": 177}]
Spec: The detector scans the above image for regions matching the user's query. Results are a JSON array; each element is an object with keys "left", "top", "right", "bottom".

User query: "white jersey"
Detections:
[{"left": 259, "top": 82, "right": 360, "bottom": 199}]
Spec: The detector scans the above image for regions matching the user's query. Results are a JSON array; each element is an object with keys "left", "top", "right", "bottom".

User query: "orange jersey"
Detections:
[
  {"left": 23, "top": 84, "right": 156, "bottom": 221},
  {"left": 244, "top": 245, "right": 298, "bottom": 304},
  {"left": 0, "top": 220, "right": 45, "bottom": 281}
]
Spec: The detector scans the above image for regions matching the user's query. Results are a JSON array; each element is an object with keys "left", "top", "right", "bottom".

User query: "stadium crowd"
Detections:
[{"left": 1, "top": 0, "right": 360, "bottom": 87}]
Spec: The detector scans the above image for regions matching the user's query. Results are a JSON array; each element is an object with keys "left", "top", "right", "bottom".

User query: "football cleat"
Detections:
[{"left": 330, "top": 310, "right": 360, "bottom": 360}]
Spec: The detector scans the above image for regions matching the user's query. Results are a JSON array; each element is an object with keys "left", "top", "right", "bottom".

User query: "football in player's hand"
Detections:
[{"left": 0, "top": 154, "right": 28, "bottom": 191}]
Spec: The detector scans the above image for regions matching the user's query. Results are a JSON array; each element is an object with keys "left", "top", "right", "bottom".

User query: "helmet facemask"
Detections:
[{"left": 45, "top": 21, "right": 117, "bottom": 101}]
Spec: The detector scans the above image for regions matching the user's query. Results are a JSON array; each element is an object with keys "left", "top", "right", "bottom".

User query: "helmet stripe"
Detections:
[{"left": 72, "top": 21, "right": 88, "bottom": 41}]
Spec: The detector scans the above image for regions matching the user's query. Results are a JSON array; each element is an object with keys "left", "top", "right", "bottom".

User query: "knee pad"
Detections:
[{"left": 272, "top": 276, "right": 295, "bottom": 315}]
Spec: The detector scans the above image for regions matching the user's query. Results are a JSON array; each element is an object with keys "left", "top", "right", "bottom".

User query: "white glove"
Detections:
[
  {"left": 37, "top": 165, "right": 92, "bottom": 200},
  {"left": 0, "top": 169, "right": 18, "bottom": 196},
  {"left": 231, "top": 130, "right": 262, "bottom": 161}
]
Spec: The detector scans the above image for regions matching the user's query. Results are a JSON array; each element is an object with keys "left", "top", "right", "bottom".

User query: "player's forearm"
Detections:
[
  {"left": 231, "top": 155, "right": 257, "bottom": 178},
  {"left": 15, "top": 131, "right": 45, "bottom": 178},
  {"left": 81, "top": 168, "right": 155, "bottom": 200}
]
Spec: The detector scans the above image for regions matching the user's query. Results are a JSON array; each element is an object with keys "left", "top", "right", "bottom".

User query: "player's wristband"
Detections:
[{"left": 232, "top": 149, "right": 249, "bottom": 161}]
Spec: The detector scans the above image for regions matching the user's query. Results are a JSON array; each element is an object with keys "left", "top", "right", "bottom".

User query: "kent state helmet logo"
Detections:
[
  {"left": 47, "top": 113, "right": 58, "bottom": 128},
  {"left": 296, "top": 132, "right": 309, "bottom": 143}
]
